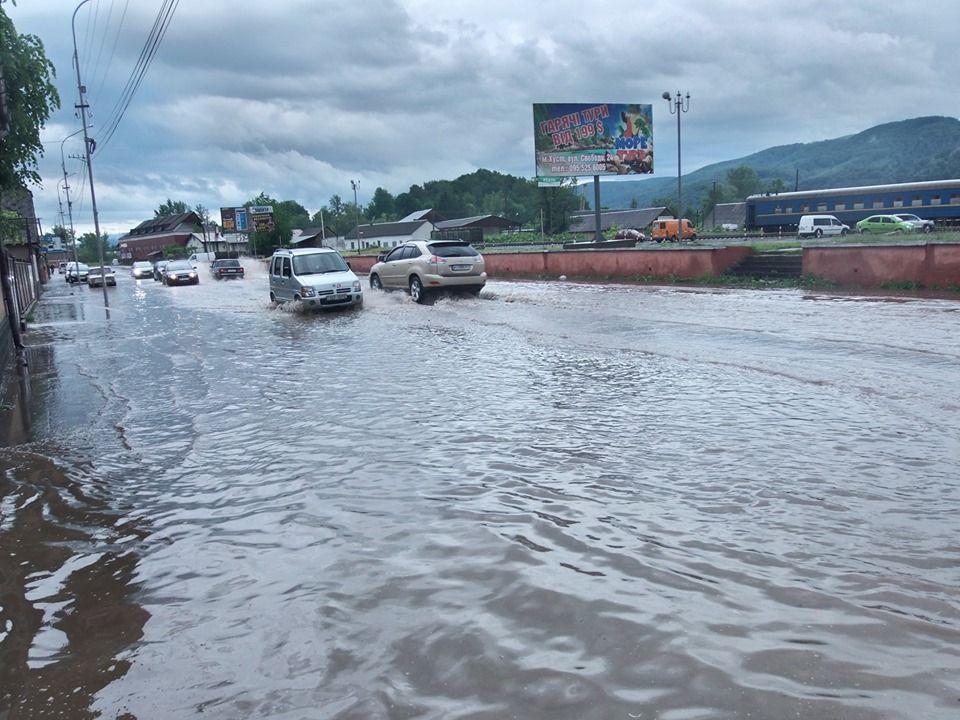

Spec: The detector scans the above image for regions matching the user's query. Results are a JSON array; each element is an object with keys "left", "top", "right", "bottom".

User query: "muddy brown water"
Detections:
[{"left": 1, "top": 264, "right": 958, "bottom": 719}]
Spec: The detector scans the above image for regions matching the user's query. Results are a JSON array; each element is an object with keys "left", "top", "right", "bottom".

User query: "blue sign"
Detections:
[{"left": 235, "top": 208, "right": 248, "bottom": 232}]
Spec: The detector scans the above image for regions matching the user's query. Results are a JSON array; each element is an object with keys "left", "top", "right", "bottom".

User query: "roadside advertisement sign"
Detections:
[
  {"left": 220, "top": 207, "right": 236, "bottom": 232},
  {"left": 533, "top": 103, "right": 654, "bottom": 178},
  {"left": 250, "top": 205, "right": 274, "bottom": 232},
  {"left": 220, "top": 207, "right": 250, "bottom": 233}
]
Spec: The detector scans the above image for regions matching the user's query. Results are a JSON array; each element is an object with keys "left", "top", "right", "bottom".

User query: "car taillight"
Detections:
[{"left": 429, "top": 255, "right": 446, "bottom": 263}]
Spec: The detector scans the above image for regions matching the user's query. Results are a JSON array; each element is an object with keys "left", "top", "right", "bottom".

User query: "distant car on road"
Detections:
[
  {"left": 162, "top": 259, "right": 199, "bottom": 285},
  {"left": 894, "top": 213, "right": 935, "bottom": 233},
  {"left": 153, "top": 260, "right": 170, "bottom": 281},
  {"left": 368, "top": 240, "right": 486, "bottom": 303},
  {"left": 210, "top": 258, "right": 245, "bottom": 280},
  {"left": 614, "top": 228, "right": 647, "bottom": 242},
  {"left": 65, "top": 262, "right": 90, "bottom": 284},
  {"left": 87, "top": 266, "right": 117, "bottom": 288},
  {"left": 131, "top": 261, "right": 154, "bottom": 279},
  {"left": 855, "top": 215, "right": 918, "bottom": 234}
]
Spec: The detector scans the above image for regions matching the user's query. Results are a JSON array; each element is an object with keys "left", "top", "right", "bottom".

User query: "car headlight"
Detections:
[
  {"left": 352, "top": 281, "right": 361, "bottom": 292},
  {"left": 189, "top": 272, "right": 197, "bottom": 278},
  {"left": 301, "top": 287, "right": 316, "bottom": 297}
]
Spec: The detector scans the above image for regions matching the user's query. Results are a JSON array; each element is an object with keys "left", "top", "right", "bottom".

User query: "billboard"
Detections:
[
  {"left": 533, "top": 103, "right": 653, "bottom": 178},
  {"left": 249, "top": 205, "right": 274, "bottom": 232},
  {"left": 220, "top": 207, "right": 249, "bottom": 233}
]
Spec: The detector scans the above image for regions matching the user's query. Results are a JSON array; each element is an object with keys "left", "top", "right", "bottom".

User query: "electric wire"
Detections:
[
  {"left": 91, "top": 0, "right": 130, "bottom": 107},
  {"left": 94, "top": 0, "right": 179, "bottom": 156}
]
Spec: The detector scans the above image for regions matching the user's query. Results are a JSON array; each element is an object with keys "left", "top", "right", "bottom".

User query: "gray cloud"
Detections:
[{"left": 12, "top": 0, "right": 960, "bottom": 236}]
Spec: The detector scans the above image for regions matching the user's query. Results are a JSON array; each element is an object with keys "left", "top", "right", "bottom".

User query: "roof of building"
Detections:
[
  {"left": 569, "top": 207, "right": 668, "bottom": 233},
  {"left": 434, "top": 214, "right": 521, "bottom": 230},
  {"left": 122, "top": 212, "right": 201, "bottom": 240},
  {"left": 708, "top": 202, "right": 747, "bottom": 227},
  {"left": 345, "top": 220, "right": 430, "bottom": 240},
  {"left": 398, "top": 208, "right": 447, "bottom": 224},
  {"left": 290, "top": 226, "right": 336, "bottom": 245}
]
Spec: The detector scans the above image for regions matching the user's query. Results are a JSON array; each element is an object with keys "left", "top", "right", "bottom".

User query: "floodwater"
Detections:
[{"left": 1, "top": 262, "right": 958, "bottom": 719}]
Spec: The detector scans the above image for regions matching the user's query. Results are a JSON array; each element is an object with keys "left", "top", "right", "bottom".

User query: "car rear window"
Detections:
[
  {"left": 427, "top": 242, "right": 479, "bottom": 258},
  {"left": 216, "top": 259, "right": 241, "bottom": 267}
]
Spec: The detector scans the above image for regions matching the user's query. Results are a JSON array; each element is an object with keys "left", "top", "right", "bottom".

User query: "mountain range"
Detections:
[{"left": 584, "top": 116, "right": 960, "bottom": 210}]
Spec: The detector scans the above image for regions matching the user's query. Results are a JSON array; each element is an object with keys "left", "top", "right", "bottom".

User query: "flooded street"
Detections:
[{"left": 2, "top": 262, "right": 959, "bottom": 719}]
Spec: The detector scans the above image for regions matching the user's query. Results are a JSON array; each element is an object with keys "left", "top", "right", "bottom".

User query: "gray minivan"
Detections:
[{"left": 268, "top": 248, "right": 363, "bottom": 309}]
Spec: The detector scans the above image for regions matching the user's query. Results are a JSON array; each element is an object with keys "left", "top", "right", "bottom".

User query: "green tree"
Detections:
[
  {"left": 766, "top": 178, "right": 788, "bottom": 194},
  {"left": 155, "top": 198, "right": 190, "bottom": 217},
  {"left": 726, "top": 166, "right": 761, "bottom": 200},
  {"left": 0, "top": 6, "right": 60, "bottom": 191},
  {"left": 366, "top": 187, "right": 395, "bottom": 222},
  {"left": 162, "top": 243, "right": 188, "bottom": 259},
  {"left": 650, "top": 195, "right": 678, "bottom": 218},
  {"left": 76, "top": 231, "right": 110, "bottom": 263}
]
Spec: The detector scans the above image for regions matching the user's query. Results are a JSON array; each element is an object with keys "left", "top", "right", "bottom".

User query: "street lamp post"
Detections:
[
  {"left": 350, "top": 180, "right": 360, "bottom": 248},
  {"left": 72, "top": 0, "right": 109, "bottom": 310},
  {"left": 662, "top": 91, "right": 690, "bottom": 224}
]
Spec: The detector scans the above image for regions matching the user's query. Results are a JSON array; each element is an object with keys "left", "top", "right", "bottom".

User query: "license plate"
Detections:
[{"left": 451, "top": 264, "right": 472, "bottom": 271}]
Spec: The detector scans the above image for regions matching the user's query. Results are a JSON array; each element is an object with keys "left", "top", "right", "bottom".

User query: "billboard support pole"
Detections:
[{"left": 593, "top": 176, "right": 603, "bottom": 243}]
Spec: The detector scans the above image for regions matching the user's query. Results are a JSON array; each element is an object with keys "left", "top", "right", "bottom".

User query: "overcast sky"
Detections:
[{"left": 11, "top": 0, "right": 960, "bottom": 236}]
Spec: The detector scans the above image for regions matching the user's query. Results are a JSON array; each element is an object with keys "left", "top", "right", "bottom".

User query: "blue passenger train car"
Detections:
[{"left": 745, "top": 179, "right": 960, "bottom": 231}]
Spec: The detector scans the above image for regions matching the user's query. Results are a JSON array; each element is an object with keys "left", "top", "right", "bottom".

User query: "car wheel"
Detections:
[
  {"left": 922, "top": 225, "right": 932, "bottom": 233},
  {"left": 409, "top": 276, "right": 426, "bottom": 303},
  {"left": 814, "top": 228, "right": 823, "bottom": 238},
  {"left": 670, "top": 234, "right": 678, "bottom": 243},
  {"left": 840, "top": 229, "right": 848, "bottom": 236},
  {"left": 370, "top": 273, "right": 382, "bottom": 290},
  {"left": 269, "top": 292, "right": 277, "bottom": 303}
]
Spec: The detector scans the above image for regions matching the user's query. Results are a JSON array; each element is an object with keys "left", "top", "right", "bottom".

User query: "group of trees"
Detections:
[{"left": 153, "top": 169, "right": 583, "bottom": 254}]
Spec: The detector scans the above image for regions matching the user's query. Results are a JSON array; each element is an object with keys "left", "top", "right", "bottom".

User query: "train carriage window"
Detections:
[
  {"left": 784, "top": 206, "right": 792, "bottom": 214},
  {"left": 817, "top": 203, "right": 827, "bottom": 211},
  {"left": 912, "top": 196, "right": 923, "bottom": 206},
  {"left": 835, "top": 202, "right": 845, "bottom": 211},
  {"left": 951, "top": 194, "right": 960, "bottom": 205},
  {"left": 893, "top": 197, "right": 903, "bottom": 207},
  {"left": 854, "top": 201, "right": 864, "bottom": 210},
  {"left": 931, "top": 195, "right": 941, "bottom": 205},
  {"left": 873, "top": 199, "right": 884, "bottom": 209},
  {"left": 800, "top": 204, "right": 809, "bottom": 212}
]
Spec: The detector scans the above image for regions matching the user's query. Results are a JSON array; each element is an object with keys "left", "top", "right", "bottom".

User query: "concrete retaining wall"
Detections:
[
  {"left": 803, "top": 243, "right": 960, "bottom": 288},
  {"left": 345, "top": 246, "right": 752, "bottom": 282}
]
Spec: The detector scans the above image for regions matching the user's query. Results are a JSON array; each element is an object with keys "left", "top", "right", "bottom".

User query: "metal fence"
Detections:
[{"left": 11, "top": 258, "right": 38, "bottom": 317}]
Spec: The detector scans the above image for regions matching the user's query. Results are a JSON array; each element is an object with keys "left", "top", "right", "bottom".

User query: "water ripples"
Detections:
[{"left": 1, "top": 274, "right": 958, "bottom": 718}]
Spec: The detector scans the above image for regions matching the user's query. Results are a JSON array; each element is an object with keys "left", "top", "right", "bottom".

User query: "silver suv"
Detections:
[{"left": 368, "top": 240, "right": 486, "bottom": 303}]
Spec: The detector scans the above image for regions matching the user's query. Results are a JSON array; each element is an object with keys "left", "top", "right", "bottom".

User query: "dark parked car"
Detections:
[
  {"left": 210, "top": 258, "right": 245, "bottom": 279},
  {"left": 163, "top": 260, "right": 199, "bottom": 286},
  {"left": 153, "top": 260, "right": 170, "bottom": 281}
]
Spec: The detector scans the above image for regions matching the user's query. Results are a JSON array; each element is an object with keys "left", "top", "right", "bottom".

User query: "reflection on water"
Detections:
[{"left": 1, "top": 271, "right": 958, "bottom": 719}]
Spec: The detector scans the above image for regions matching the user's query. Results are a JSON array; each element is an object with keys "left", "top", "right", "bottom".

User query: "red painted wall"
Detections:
[
  {"left": 803, "top": 244, "right": 960, "bottom": 288},
  {"left": 345, "top": 247, "right": 751, "bottom": 281}
]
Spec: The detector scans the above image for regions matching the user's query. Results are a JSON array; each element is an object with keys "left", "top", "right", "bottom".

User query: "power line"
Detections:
[
  {"left": 88, "top": 0, "right": 117, "bottom": 104},
  {"left": 94, "top": 0, "right": 179, "bottom": 156},
  {"left": 92, "top": 0, "right": 130, "bottom": 105}
]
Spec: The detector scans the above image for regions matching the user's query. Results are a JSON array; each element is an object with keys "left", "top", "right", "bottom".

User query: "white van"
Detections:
[
  {"left": 268, "top": 248, "right": 363, "bottom": 309},
  {"left": 797, "top": 214, "right": 849, "bottom": 238},
  {"left": 189, "top": 252, "right": 216, "bottom": 265}
]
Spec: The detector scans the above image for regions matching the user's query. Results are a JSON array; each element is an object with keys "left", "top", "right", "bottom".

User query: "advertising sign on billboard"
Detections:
[
  {"left": 533, "top": 103, "right": 653, "bottom": 178},
  {"left": 249, "top": 205, "right": 273, "bottom": 232},
  {"left": 220, "top": 207, "right": 236, "bottom": 232}
]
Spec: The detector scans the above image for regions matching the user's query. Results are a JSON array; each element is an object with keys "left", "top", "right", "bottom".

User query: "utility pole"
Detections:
[
  {"left": 663, "top": 91, "right": 691, "bottom": 224},
  {"left": 350, "top": 180, "right": 360, "bottom": 248},
  {"left": 72, "top": 0, "right": 109, "bottom": 311}
]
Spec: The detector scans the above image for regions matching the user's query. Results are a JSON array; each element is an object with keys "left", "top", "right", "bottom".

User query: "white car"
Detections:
[
  {"left": 268, "top": 248, "right": 362, "bottom": 309},
  {"left": 894, "top": 213, "right": 935, "bottom": 233},
  {"left": 797, "top": 214, "right": 849, "bottom": 239},
  {"left": 65, "top": 262, "right": 90, "bottom": 283},
  {"left": 87, "top": 266, "right": 117, "bottom": 288},
  {"left": 131, "top": 260, "right": 154, "bottom": 279}
]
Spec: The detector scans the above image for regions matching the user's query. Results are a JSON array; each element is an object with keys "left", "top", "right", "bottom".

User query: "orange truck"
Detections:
[{"left": 650, "top": 218, "right": 697, "bottom": 242}]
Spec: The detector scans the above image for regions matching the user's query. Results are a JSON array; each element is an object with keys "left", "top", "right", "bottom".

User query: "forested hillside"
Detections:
[{"left": 590, "top": 116, "right": 960, "bottom": 214}]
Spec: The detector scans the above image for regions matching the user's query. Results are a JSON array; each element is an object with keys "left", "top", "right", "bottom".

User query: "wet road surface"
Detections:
[{"left": 1, "top": 262, "right": 959, "bottom": 719}]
